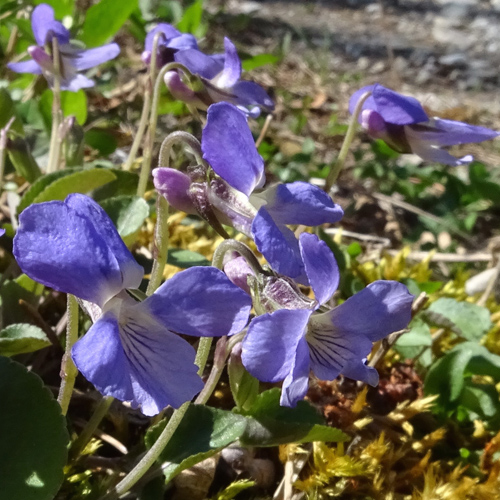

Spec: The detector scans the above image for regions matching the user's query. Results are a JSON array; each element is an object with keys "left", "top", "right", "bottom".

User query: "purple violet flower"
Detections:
[
  {"left": 241, "top": 232, "right": 414, "bottom": 407},
  {"left": 7, "top": 4, "right": 120, "bottom": 92},
  {"left": 13, "top": 194, "right": 251, "bottom": 415},
  {"left": 141, "top": 23, "right": 198, "bottom": 68},
  {"left": 154, "top": 103, "right": 343, "bottom": 283},
  {"left": 349, "top": 84, "right": 499, "bottom": 166},
  {"left": 165, "top": 37, "right": 274, "bottom": 117}
]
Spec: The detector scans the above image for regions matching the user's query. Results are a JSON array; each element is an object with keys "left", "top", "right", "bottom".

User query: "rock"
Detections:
[{"left": 439, "top": 53, "right": 468, "bottom": 68}]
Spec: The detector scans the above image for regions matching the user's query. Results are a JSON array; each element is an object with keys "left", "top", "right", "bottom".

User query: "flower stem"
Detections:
[
  {"left": 158, "top": 131, "right": 203, "bottom": 168},
  {"left": 123, "top": 32, "right": 163, "bottom": 172},
  {"left": 69, "top": 396, "right": 114, "bottom": 460},
  {"left": 101, "top": 401, "right": 190, "bottom": 500},
  {"left": 0, "top": 117, "right": 15, "bottom": 193},
  {"left": 324, "top": 91, "right": 372, "bottom": 194},
  {"left": 57, "top": 294, "right": 79, "bottom": 416},
  {"left": 47, "top": 37, "right": 62, "bottom": 174},
  {"left": 137, "top": 62, "right": 195, "bottom": 197},
  {"left": 195, "top": 337, "right": 213, "bottom": 376},
  {"left": 146, "top": 195, "right": 169, "bottom": 296},
  {"left": 212, "top": 239, "right": 264, "bottom": 276}
]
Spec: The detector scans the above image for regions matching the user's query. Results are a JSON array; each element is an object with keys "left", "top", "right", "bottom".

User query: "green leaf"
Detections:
[
  {"left": 177, "top": 0, "right": 204, "bottom": 36},
  {"left": 459, "top": 381, "right": 500, "bottom": 420},
  {"left": 167, "top": 249, "right": 210, "bottom": 268},
  {"left": 424, "top": 342, "right": 500, "bottom": 409},
  {"left": 426, "top": 298, "right": 492, "bottom": 341},
  {"left": 99, "top": 195, "right": 149, "bottom": 238},
  {"left": 0, "top": 324, "right": 51, "bottom": 357},
  {"left": 33, "top": 0, "right": 74, "bottom": 17},
  {"left": 93, "top": 169, "right": 142, "bottom": 199},
  {"left": 242, "top": 53, "right": 279, "bottom": 71},
  {"left": 0, "top": 88, "right": 24, "bottom": 135},
  {"left": 0, "top": 280, "right": 40, "bottom": 326},
  {"left": 85, "top": 129, "right": 117, "bottom": 155},
  {"left": 30, "top": 168, "right": 117, "bottom": 204},
  {"left": 213, "top": 480, "right": 256, "bottom": 500},
  {"left": 239, "top": 388, "right": 348, "bottom": 446},
  {"left": 18, "top": 169, "right": 79, "bottom": 213},
  {"left": 7, "top": 137, "right": 42, "bottom": 183},
  {"left": 228, "top": 357, "right": 259, "bottom": 411},
  {"left": 145, "top": 404, "right": 247, "bottom": 483},
  {"left": 394, "top": 319, "right": 432, "bottom": 361},
  {"left": 39, "top": 90, "right": 88, "bottom": 127},
  {"left": 80, "top": 0, "right": 138, "bottom": 47},
  {"left": 0, "top": 357, "right": 68, "bottom": 500}
]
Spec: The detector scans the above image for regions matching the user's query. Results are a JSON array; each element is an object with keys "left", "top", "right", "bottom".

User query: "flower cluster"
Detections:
[
  {"left": 13, "top": 194, "right": 251, "bottom": 415},
  {"left": 7, "top": 4, "right": 119, "bottom": 91}
]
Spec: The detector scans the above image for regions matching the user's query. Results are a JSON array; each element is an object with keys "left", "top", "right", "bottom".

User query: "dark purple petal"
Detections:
[
  {"left": 232, "top": 80, "right": 275, "bottom": 112},
  {"left": 307, "top": 325, "right": 373, "bottom": 381},
  {"left": 145, "top": 266, "right": 252, "bottom": 337},
  {"left": 72, "top": 313, "right": 134, "bottom": 402},
  {"left": 153, "top": 167, "right": 197, "bottom": 214},
  {"left": 28, "top": 46, "right": 53, "bottom": 71},
  {"left": 14, "top": 199, "right": 130, "bottom": 306},
  {"left": 31, "top": 4, "right": 70, "bottom": 46},
  {"left": 202, "top": 103, "right": 264, "bottom": 196},
  {"left": 65, "top": 194, "right": 144, "bottom": 291},
  {"left": 326, "top": 280, "right": 413, "bottom": 342},
  {"left": 252, "top": 208, "right": 307, "bottom": 283},
  {"left": 145, "top": 24, "right": 182, "bottom": 52},
  {"left": 409, "top": 118, "right": 500, "bottom": 147},
  {"left": 71, "top": 43, "right": 120, "bottom": 71},
  {"left": 280, "top": 337, "right": 311, "bottom": 407},
  {"left": 299, "top": 233, "right": 339, "bottom": 306},
  {"left": 262, "top": 181, "right": 344, "bottom": 226},
  {"left": 214, "top": 37, "right": 241, "bottom": 88},
  {"left": 7, "top": 59, "right": 42, "bottom": 75},
  {"left": 372, "top": 84, "right": 428, "bottom": 125},
  {"left": 175, "top": 49, "right": 222, "bottom": 80},
  {"left": 341, "top": 359, "right": 379, "bottom": 386},
  {"left": 242, "top": 309, "right": 311, "bottom": 382}
]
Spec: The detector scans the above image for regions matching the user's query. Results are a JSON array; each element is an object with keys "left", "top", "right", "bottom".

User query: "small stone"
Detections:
[{"left": 439, "top": 53, "right": 468, "bottom": 68}]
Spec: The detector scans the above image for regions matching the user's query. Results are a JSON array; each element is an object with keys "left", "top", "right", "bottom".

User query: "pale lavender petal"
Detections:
[
  {"left": 409, "top": 118, "right": 500, "bottom": 147},
  {"left": 71, "top": 43, "right": 120, "bottom": 70},
  {"left": 299, "top": 233, "right": 339, "bottom": 306},
  {"left": 215, "top": 38, "right": 241, "bottom": 88},
  {"left": 72, "top": 312, "right": 134, "bottom": 402},
  {"left": 120, "top": 302, "right": 204, "bottom": 414},
  {"left": 252, "top": 208, "right": 306, "bottom": 283},
  {"left": 202, "top": 103, "right": 264, "bottom": 196},
  {"left": 145, "top": 266, "right": 252, "bottom": 337},
  {"left": 348, "top": 84, "right": 377, "bottom": 115},
  {"left": 7, "top": 59, "right": 42, "bottom": 75},
  {"left": 307, "top": 326, "right": 373, "bottom": 381},
  {"left": 153, "top": 167, "right": 197, "bottom": 214},
  {"left": 341, "top": 359, "right": 379, "bottom": 386},
  {"left": 65, "top": 194, "right": 144, "bottom": 291},
  {"left": 164, "top": 71, "right": 199, "bottom": 103},
  {"left": 223, "top": 254, "right": 254, "bottom": 294},
  {"left": 280, "top": 337, "right": 311, "bottom": 407},
  {"left": 145, "top": 24, "right": 181, "bottom": 52},
  {"left": 14, "top": 199, "right": 127, "bottom": 306},
  {"left": 31, "top": 4, "right": 70, "bottom": 46},
  {"left": 262, "top": 181, "right": 344, "bottom": 226},
  {"left": 405, "top": 127, "right": 475, "bottom": 166},
  {"left": 175, "top": 49, "right": 222, "bottom": 79},
  {"left": 372, "top": 84, "right": 428, "bottom": 125},
  {"left": 242, "top": 309, "right": 311, "bottom": 382},
  {"left": 28, "top": 46, "right": 53, "bottom": 71},
  {"left": 62, "top": 73, "right": 95, "bottom": 92},
  {"left": 167, "top": 33, "right": 199, "bottom": 51},
  {"left": 326, "top": 281, "right": 413, "bottom": 342},
  {"left": 232, "top": 80, "right": 275, "bottom": 112}
]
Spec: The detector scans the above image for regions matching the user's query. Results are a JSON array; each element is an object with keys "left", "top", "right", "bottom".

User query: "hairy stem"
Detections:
[
  {"left": 57, "top": 294, "right": 79, "bottom": 416},
  {"left": 146, "top": 196, "right": 170, "bottom": 295},
  {"left": 69, "top": 396, "right": 114, "bottom": 460},
  {"left": 47, "top": 37, "right": 62, "bottom": 173},
  {"left": 324, "top": 91, "right": 372, "bottom": 193}
]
